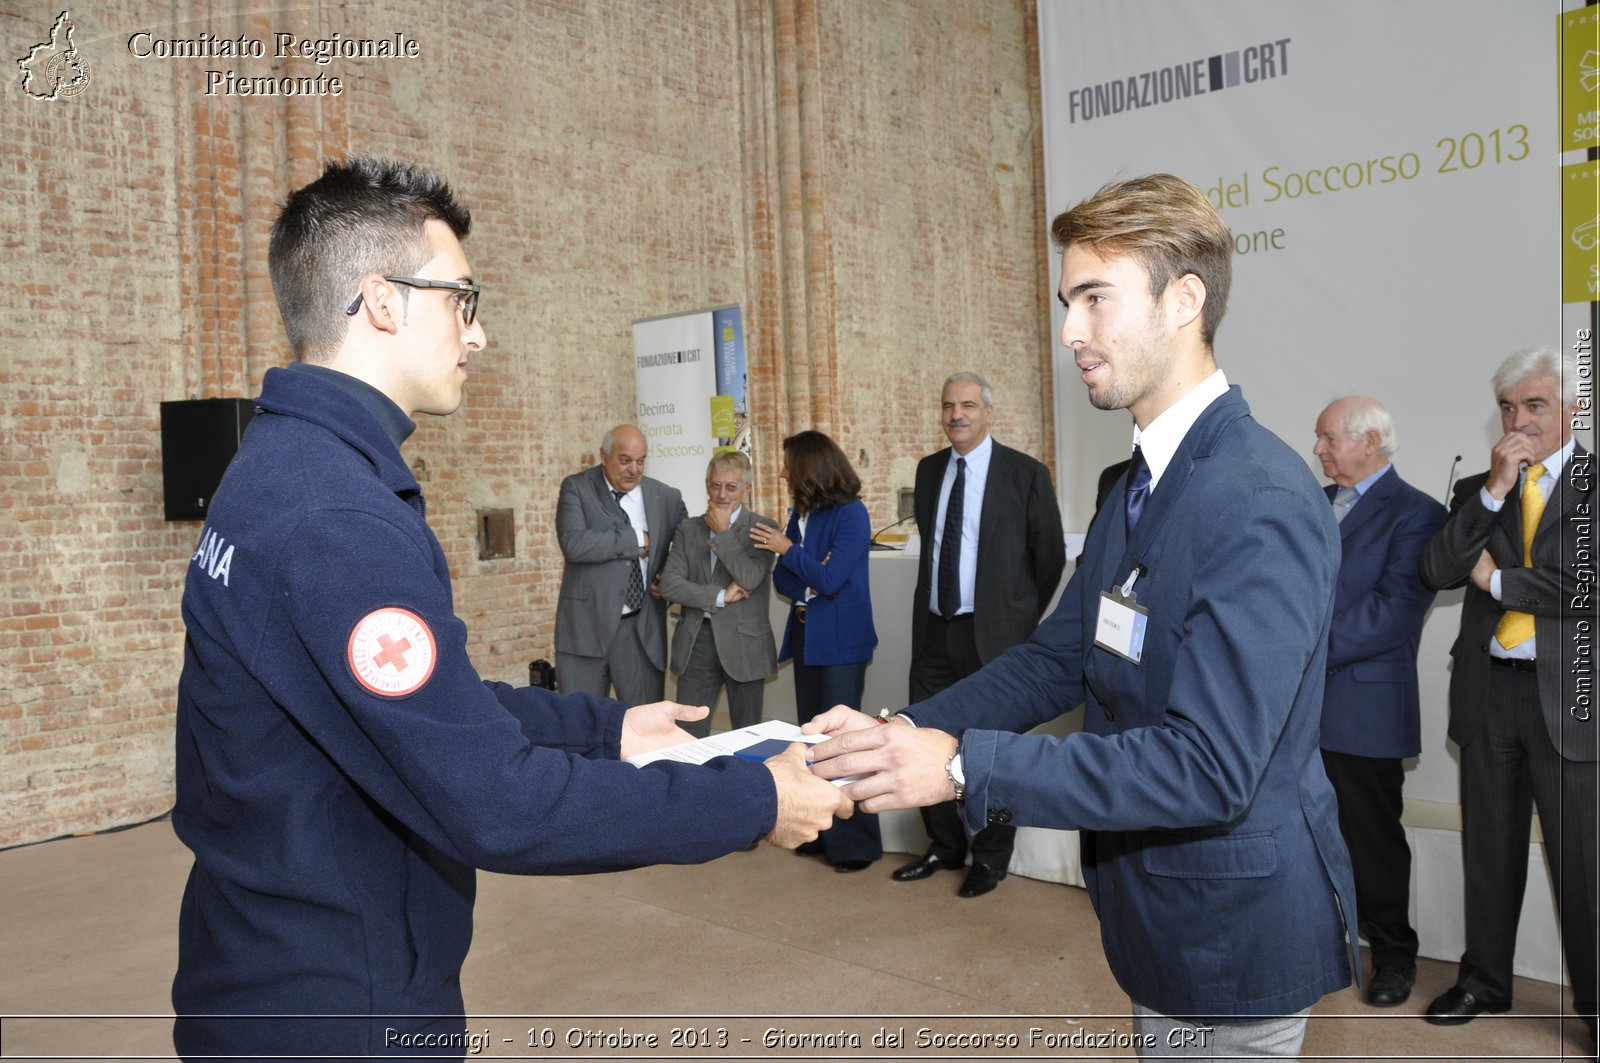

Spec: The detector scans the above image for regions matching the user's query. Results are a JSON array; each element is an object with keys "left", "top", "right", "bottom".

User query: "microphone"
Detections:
[
  {"left": 870, "top": 512, "right": 915, "bottom": 549},
  {"left": 1444, "top": 454, "right": 1461, "bottom": 501}
]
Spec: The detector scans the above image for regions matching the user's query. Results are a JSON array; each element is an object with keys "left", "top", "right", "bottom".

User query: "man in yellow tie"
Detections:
[{"left": 1420, "top": 346, "right": 1596, "bottom": 1053}]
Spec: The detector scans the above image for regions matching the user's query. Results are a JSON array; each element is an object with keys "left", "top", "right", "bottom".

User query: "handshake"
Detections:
[
  {"left": 765, "top": 704, "right": 967, "bottom": 847},
  {"left": 621, "top": 703, "right": 962, "bottom": 850}
]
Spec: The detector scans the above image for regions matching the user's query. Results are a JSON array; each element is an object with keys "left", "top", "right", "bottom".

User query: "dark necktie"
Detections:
[
  {"left": 1125, "top": 445, "right": 1151, "bottom": 538},
  {"left": 938, "top": 457, "right": 966, "bottom": 619},
  {"left": 613, "top": 489, "right": 646, "bottom": 612}
]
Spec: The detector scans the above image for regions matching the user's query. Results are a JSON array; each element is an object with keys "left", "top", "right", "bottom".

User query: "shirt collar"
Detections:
[
  {"left": 292, "top": 362, "right": 415, "bottom": 447},
  {"left": 1352, "top": 462, "right": 1393, "bottom": 496},
  {"left": 1532, "top": 438, "right": 1576, "bottom": 480},
  {"left": 1132, "top": 369, "right": 1229, "bottom": 489},
  {"left": 950, "top": 433, "right": 994, "bottom": 474}
]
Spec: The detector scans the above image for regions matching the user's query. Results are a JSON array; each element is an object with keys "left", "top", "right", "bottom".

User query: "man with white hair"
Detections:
[
  {"left": 1311, "top": 396, "right": 1445, "bottom": 1007},
  {"left": 1420, "top": 347, "right": 1596, "bottom": 1050}
]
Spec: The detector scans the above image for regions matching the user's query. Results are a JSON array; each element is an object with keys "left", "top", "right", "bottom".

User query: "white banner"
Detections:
[
  {"left": 631, "top": 309, "right": 718, "bottom": 503},
  {"left": 1038, "top": 0, "right": 1570, "bottom": 982},
  {"left": 1040, "top": 0, "right": 1558, "bottom": 532}
]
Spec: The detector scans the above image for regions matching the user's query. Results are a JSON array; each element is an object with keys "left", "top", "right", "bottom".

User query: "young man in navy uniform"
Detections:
[{"left": 171, "top": 156, "right": 849, "bottom": 1058}]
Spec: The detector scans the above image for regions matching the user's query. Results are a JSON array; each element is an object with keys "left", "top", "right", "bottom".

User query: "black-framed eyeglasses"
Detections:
[{"left": 345, "top": 276, "right": 481, "bottom": 327}]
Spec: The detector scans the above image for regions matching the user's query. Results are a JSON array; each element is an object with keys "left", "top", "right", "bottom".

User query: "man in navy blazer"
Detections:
[
  {"left": 808, "top": 174, "right": 1357, "bottom": 1056},
  {"left": 1311, "top": 395, "right": 1445, "bottom": 1008}
]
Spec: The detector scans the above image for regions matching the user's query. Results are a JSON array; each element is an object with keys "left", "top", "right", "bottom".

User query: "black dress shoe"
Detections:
[
  {"left": 795, "top": 840, "right": 825, "bottom": 856},
  {"left": 1365, "top": 966, "right": 1415, "bottom": 1007},
  {"left": 1424, "top": 985, "right": 1510, "bottom": 1025},
  {"left": 892, "top": 852, "right": 963, "bottom": 882},
  {"left": 833, "top": 859, "right": 873, "bottom": 873},
  {"left": 957, "top": 862, "right": 1006, "bottom": 898}
]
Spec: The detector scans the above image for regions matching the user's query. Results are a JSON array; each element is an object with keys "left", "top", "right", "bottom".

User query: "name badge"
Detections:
[{"left": 1095, "top": 567, "right": 1148, "bottom": 664}]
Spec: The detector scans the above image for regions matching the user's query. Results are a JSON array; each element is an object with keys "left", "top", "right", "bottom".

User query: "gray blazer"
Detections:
[
  {"left": 658, "top": 507, "right": 779, "bottom": 683},
  {"left": 555, "top": 465, "right": 686, "bottom": 671}
]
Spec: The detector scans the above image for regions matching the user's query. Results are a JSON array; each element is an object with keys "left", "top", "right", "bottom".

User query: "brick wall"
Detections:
[{"left": 0, "top": 0, "right": 1050, "bottom": 846}]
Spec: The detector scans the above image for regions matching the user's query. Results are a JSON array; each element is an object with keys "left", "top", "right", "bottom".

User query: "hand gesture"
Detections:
[
  {"left": 1471, "top": 548, "right": 1497, "bottom": 593},
  {"left": 807, "top": 719, "right": 960, "bottom": 814},
  {"left": 724, "top": 581, "right": 750, "bottom": 604},
  {"left": 764, "top": 744, "right": 854, "bottom": 848},
  {"left": 705, "top": 503, "right": 733, "bottom": 535},
  {"left": 752, "top": 523, "right": 792, "bottom": 556},
  {"left": 619, "top": 700, "right": 709, "bottom": 760},
  {"left": 1486, "top": 432, "right": 1540, "bottom": 501}
]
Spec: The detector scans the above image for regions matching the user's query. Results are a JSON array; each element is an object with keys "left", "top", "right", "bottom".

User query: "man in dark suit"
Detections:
[
  {"left": 809, "top": 174, "right": 1357, "bottom": 1056},
  {"left": 659, "top": 451, "right": 779, "bottom": 738},
  {"left": 1311, "top": 395, "right": 1445, "bottom": 1008},
  {"left": 894, "top": 371, "right": 1064, "bottom": 897},
  {"left": 556, "top": 424, "right": 687, "bottom": 703},
  {"left": 1419, "top": 346, "right": 1596, "bottom": 1050}
]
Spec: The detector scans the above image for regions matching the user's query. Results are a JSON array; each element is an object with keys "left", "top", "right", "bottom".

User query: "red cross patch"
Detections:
[{"left": 347, "top": 607, "right": 437, "bottom": 697}]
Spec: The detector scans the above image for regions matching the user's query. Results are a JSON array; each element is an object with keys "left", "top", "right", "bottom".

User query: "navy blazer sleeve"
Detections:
[
  {"left": 913, "top": 483, "right": 1336, "bottom": 833},
  {"left": 1326, "top": 489, "right": 1445, "bottom": 671}
]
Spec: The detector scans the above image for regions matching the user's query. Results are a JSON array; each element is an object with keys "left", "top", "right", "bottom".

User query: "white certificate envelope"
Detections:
[
  {"left": 626, "top": 720, "right": 821, "bottom": 768},
  {"left": 627, "top": 719, "right": 857, "bottom": 786}
]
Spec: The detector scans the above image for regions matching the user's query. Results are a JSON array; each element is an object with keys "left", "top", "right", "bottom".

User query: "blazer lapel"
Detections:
[
  {"left": 1122, "top": 388, "right": 1246, "bottom": 561},
  {"left": 1337, "top": 467, "right": 1397, "bottom": 541},
  {"left": 1541, "top": 444, "right": 1591, "bottom": 535}
]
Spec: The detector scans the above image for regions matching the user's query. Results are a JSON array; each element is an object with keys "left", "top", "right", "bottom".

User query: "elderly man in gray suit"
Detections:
[
  {"left": 659, "top": 451, "right": 780, "bottom": 738},
  {"left": 556, "top": 424, "right": 687, "bottom": 703}
]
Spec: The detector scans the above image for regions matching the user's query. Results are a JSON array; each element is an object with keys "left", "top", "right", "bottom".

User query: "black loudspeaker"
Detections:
[{"left": 160, "top": 398, "right": 256, "bottom": 521}]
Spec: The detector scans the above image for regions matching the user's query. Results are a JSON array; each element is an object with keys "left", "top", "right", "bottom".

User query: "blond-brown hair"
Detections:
[
  {"left": 706, "top": 450, "right": 751, "bottom": 478},
  {"left": 1050, "top": 173, "right": 1233, "bottom": 349}
]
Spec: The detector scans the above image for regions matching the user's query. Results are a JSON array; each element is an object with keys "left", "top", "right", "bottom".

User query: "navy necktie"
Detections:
[
  {"left": 938, "top": 457, "right": 966, "bottom": 618},
  {"left": 1125, "top": 446, "right": 1151, "bottom": 538},
  {"left": 613, "top": 489, "right": 645, "bottom": 611}
]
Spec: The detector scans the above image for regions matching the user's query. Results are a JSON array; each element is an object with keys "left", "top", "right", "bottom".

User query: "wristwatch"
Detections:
[{"left": 945, "top": 747, "right": 965, "bottom": 802}]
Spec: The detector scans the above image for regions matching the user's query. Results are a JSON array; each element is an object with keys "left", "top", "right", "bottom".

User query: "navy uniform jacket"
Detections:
[
  {"left": 1320, "top": 467, "right": 1445, "bottom": 758},
  {"left": 907, "top": 387, "right": 1358, "bottom": 1022},
  {"left": 172, "top": 364, "right": 775, "bottom": 1057}
]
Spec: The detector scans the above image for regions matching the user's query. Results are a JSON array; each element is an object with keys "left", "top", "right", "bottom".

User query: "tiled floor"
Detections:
[{"left": 0, "top": 821, "right": 1591, "bottom": 1060}]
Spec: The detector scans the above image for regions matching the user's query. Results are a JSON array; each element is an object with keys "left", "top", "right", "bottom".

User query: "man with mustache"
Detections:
[{"left": 893, "top": 371, "right": 1064, "bottom": 898}]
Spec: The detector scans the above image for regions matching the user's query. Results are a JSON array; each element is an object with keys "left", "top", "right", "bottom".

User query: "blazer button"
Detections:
[
  {"left": 1104, "top": 708, "right": 1115, "bottom": 722},
  {"left": 987, "top": 808, "right": 1012, "bottom": 825}
]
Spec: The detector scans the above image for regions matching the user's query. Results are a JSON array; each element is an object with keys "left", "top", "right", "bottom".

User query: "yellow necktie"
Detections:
[{"left": 1493, "top": 463, "right": 1546, "bottom": 649}]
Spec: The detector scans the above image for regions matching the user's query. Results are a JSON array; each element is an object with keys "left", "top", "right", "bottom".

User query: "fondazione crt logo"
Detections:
[{"left": 17, "top": 10, "right": 91, "bottom": 101}]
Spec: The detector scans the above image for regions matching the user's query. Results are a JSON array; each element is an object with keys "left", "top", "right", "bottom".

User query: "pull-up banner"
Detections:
[
  {"left": 1038, "top": 0, "right": 1558, "bottom": 531},
  {"left": 631, "top": 305, "right": 748, "bottom": 503}
]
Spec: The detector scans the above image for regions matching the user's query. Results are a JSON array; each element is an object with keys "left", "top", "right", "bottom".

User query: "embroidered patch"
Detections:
[{"left": 347, "top": 607, "right": 437, "bottom": 697}]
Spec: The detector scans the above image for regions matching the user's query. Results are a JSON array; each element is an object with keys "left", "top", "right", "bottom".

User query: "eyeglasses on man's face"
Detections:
[{"left": 345, "top": 276, "right": 481, "bottom": 327}]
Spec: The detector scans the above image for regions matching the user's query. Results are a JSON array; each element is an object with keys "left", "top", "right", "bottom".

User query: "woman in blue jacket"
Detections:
[{"left": 754, "top": 430, "right": 881, "bottom": 871}]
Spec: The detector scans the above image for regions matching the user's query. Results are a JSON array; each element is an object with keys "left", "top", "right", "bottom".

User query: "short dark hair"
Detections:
[
  {"left": 268, "top": 155, "right": 472, "bottom": 362},
  {"left": 1050, "top": 173, "right": 1233, "bottom": 349},
  {"left": 782, "top": 430, "right": 861, "bottom": 515}
]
